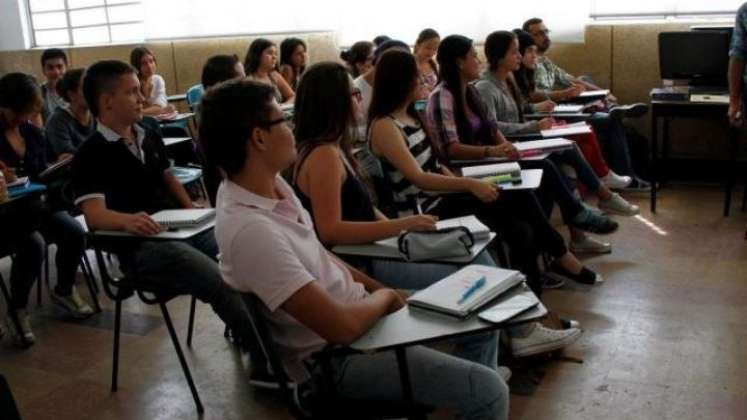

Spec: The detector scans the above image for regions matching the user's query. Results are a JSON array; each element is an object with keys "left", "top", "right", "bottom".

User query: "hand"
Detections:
[
  {"left": 165, "top": 104, "right": 177, "bottom": 114},
  {"left": 728, "top": 102, "right": 743, "bottom": 127},
  {"left": 0, "top": 161, "right": 17, "bottom": 183},
  {"left": 496, "top": 142, "right": 519, "bottom": 160},
  {"left": 395, "top": 289, "right": 413, "bottom": 301},
  {"left": 537, "top": 117, "right": 554, "bottom": 131},
  {"left": 536, "top": 100, "right": 556, "bottom": 112},
  {"left": 563, "top": 84, "right": 583, "bottom": 99},
  {"left": 606, "top": 93, "right": 618, "bottom": 105},
  {"left": 122, "top": 212, "right": 163, "bottom": 236},
  {"left": 383, "top": 288, "right": 407, "bottom": 313},
  {"left": 468, "top": 179, "right": 500, "bottom": 203},
  {"left": 401, "top": 214, "right": 438, "bottom": 232}
]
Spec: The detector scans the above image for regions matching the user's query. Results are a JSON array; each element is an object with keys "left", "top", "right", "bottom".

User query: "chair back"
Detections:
[{"left": 186, "top": 84, "right": 205, "bottom": 111}]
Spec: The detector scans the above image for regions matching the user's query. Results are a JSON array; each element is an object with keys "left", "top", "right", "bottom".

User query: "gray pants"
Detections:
[{"left": 331, "top": 333, "right": 508, "bottom": 420}]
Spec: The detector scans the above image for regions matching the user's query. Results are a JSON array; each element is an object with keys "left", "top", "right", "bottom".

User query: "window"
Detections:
[
  {"left": 27, "top": 0, "right": 144, "bottom": 46},
  {"left": 591, "top": 0, "right": 744, "bottom": 20}
]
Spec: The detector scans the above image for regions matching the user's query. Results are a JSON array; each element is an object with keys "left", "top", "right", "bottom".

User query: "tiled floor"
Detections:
[{"left": 1, "top": 185, "right": 746, "bottom": 419}]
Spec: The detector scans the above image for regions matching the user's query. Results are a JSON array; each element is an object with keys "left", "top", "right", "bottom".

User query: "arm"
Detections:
[
  {"left": 142, "top": 76, "right": 174, "bottom": 116},
  {"left": 299, "top": 146, "right": 434, "bottom": 245},
  {"left": 729, "top": 8, "right": 747, "bottom": 124},
  {"left": 45, "top": 113, "right": 76, "bottom": 158},
  {"left": 272, "top": 71, "right": 296, "bottom": 103},
  {"left": 335, "top": 252, "right": 387, "bottom": 292},
  {"left": 279, "top": 65, "right": 294, "bottom": 86},
  {"left": 80, "top": 197, "right": 162, "bottom": 235},
  {"left": 163, "top": 170, "right": 195, "bottom": 208}
]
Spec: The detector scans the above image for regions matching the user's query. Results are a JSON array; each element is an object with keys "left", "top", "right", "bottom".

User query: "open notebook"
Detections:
[
  {"left": 552, "top": 104, "right": 585, "bottom": 113},
  {"left": 151, "top": 209, "right": 215, "bottom": 228},
  {"left": 461, "top": 162, "right": 521, "bottom": 184},
  {"left": 514, "top": 138, "right": 575, "bottom": 154},
  {"left": 407, "top": 264, "right": 525, "bottom": 318}
]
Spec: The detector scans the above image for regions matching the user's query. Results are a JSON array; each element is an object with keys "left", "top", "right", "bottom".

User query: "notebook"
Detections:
[
  {"left": 407, "top": 264, "right": 525, "bottom": 318},
  {"left": 478, "top": 287, "right": 539, "bottom": 324},
  {"left": 435, "top": 215, "right": 490, "bottom": 240},
  {"left": 151, "top": 209, "right": 215, "bottom": 228},
  {"left": 552, "top": 104, "right": 584, "bottom": 113},
  {"left": 461, "top": 162, "right": 521, "bottom": 184},
  {"left": 540, "top": 122, "right": 591, "bottom": 137},
  {"left": 514, "top": 138, "right": 575, "bottom": 154},
  {"left": 578, "top": 89, "right": 610, "bottom": 98},
  {"left": 7, "top": 176, "right": 30, "bottom": 189}
]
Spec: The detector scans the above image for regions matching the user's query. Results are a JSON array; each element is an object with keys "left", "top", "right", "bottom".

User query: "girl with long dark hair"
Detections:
[
  {"left": 279, "top": 37, "right": 307, "bottom": 90},
  {"left": 244, "top": 38, "right": 295, "bottom": 103}
]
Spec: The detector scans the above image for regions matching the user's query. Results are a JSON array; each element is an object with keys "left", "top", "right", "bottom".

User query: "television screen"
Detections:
[{"left": 658, "top": 31, "right": 731, "bottom": 86}]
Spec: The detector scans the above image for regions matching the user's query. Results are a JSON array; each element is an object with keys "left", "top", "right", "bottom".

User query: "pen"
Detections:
[{"left": 457, "top": 276, "right": 486, "bottom": 305}]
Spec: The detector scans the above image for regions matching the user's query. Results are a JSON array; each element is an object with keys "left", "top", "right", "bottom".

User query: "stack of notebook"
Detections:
[
  {"left": 407, "top": 265, "right": 527, "bottom": 318},
  {"left": 461, "top": 162, "right": 521, "bottom": 185},
  {"left": 515, "top": 138, "right": 575, "bottom": 154},
  {"left": 151, "top": 209, "right": 216, "bottom": 228}
]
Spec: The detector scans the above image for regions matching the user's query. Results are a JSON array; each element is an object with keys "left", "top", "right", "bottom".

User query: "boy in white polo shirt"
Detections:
[{"left": 201, "top": 78, "right": 509, "bottom": 420}]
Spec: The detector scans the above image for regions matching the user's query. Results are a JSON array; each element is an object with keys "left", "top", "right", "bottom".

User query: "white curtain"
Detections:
[{"left": 143, "top": 0, "right": 590, "bottom": 45}]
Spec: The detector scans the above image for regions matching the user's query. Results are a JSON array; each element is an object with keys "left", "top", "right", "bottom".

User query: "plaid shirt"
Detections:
[
  {"left": 730, "top": 3, "right": 747, "bottom": 87},
  {"left": 534, "top": 55, "right": 575, "bottom": 91}
]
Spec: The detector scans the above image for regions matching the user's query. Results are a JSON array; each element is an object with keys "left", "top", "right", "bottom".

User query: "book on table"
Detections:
[
  {"left": 514, "top": 138, "right": 575, "bottom": 154},
  {"left": 407, "top": 264, "right": 526, "bottom": 318},
  {"left": 7, "top": 176, "right": 30, "bottom": 189},
  {"left": 461, "top": 162, "right": 521, "bottom": 184},
  {"left": 151, "top": 209, "right": 215, "bottom": 228},
  {"left": 578, "top": 89, "right": 610, "bottom": 99},
  {"left": 552, "top": 104, "right": 585, "bottom": 113}
]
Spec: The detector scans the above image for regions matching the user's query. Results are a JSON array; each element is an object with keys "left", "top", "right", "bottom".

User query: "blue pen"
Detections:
[{"left": 457, "top": 276, "right": 486, "bottom": 305}]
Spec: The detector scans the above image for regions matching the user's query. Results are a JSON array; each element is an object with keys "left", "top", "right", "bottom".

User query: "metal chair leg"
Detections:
[
  {"left": 81, "top": 252, "right": 99, "bottom": 294},
  {"left": 80, "top": 258, "right": 101, "bottom": 313},
  {"left": 111, "top": 297, "right": 122, "bottom": 392},
  {"left": 159, "top": 301, "right": 204, "bottom": 413},
  {"left": 186, "top": 295, "right": 197, "bottom": 347},
  {"left": 0, "top": 273, "right": 31, "bottom": 348},
  {"left": 38, "top": 246, "right": 49, "bottom": 306}
]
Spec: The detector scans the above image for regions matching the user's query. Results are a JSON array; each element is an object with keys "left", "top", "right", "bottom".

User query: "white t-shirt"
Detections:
[
  {"left": 214, "top": 177, "right": 368, "bottom": 381},
  {"left": 353, "top": 75, "right": 373, "bottom": 119},
  {"left": 146, "top": 74, "right": 168, "bottom": 108}
]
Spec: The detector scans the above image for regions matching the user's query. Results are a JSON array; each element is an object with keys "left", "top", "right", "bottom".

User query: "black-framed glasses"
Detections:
[{"left": 261, "top": 113, "right": 293, "bottom": 128}]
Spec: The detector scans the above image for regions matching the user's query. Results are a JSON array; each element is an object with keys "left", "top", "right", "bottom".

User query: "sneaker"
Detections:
[
  {"left": 546, "top": 262, "right": 604, "bottom": 285},
  {"left": 570, "top": 236, "right": 612, "bottom": 254},
  {"left": 561, "top": 319, "right": 581, "bottom": 330},
  {"left": 571, "top": 207, "right": 619, "bottom": 234},
  {"left": 598, "top": 192, "right": 639, "bottom": 216},
  {"left": 623, "top": 177, "right": 651, "bottom": 193},
  {"left": 511, "top": 324, "right": 582, "bottom": 357},
  {"left": 600, "top": 171, "right": 632, "bottom": 189},
  {"left": 498, "top": 366, "right": 512, "bottom": 382},
  {"left": 249, "top": 365, "right": 296, "bottom": 390},
  {"left": 51, "top": 286, "right": 94, "bottom": 319},
  {"left": 609, "top": 103, "right": 648, "bottom": 120},
  {"left": 541, "top": 272, "right": 566, "bottom": 289},
  {"left": 6, "top": 309, "right": 35, "bottom": 345}
]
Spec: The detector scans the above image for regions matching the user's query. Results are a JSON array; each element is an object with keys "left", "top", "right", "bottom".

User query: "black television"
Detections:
[{"left": 658, "top": 31, "right": 731, "bottom": 87}]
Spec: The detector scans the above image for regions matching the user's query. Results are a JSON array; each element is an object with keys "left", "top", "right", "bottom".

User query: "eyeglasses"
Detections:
[{"left": 262, "top": 113, "right": 293, "bottom": 128}]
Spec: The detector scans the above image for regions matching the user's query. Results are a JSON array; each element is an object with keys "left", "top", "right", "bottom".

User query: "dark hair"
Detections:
[
  {"left": 55, "top": 68, "right": 86, "bottom": 102},
  {"left": 201, "top": 54, "right": 241, "bottom": 90},
  {"left": 513, "top": 29, "right": 537, "bottom": 98},
  {"left": 522, "top": 17, "right": 543, "bottom": 32},
  {"left": 368, "top": 49, "right": 419, "bottom": 124},
  {"left": 82, "top": 60, "right": 136, "bottom": 117},
  {"left": 373, "top": 35, "right": 391, "bottom": 47},
  {"left": 373, "top": 39, "right": 409, "bottom": 64},
  {"left": 340, "top": 41, "right": 373, "bottom": 77},
  {"left": 484, "top": 31, "right": 516, "bottom": 72},
  {"left": 0, "top": 73, "right": 42, "bottom": 116},
  {"left": 199, "top": 79, "right": 276, "bottom": 178},
  {"left": 415, "top": 28, "right": 440, "bottom": 47},
  {"left": 293, "top": 62, "right": 360, "bottom": 175},
  {"left": 280, "top": 38, "right": 307, "bottom": 69},
  {"left": 41, "top": 48, "right": 68, "bottom": 67},
  {"left": 436, "top": 35, "right": 493, "bottom": 145},
  {"left": 129, "top": 46, "right": 155, "bottom": 77},
  {"left": 244, "top": 38, "right": 276, "bottom": 75}
]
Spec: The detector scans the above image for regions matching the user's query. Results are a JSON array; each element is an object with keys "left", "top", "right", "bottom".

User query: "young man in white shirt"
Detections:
[{"left": 201, "top": 78, "right": 510, "bottom": 420}]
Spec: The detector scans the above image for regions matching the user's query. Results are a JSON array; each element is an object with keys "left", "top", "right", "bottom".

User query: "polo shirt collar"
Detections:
[
  {"left": 224, "top": 176, "right": 295, "bottom": 212},
  {"left": 96, "top": 120, "right": 145, "bottom": 144}
]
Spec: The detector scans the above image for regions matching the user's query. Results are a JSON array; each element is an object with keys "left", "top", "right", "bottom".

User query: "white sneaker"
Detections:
[
  {"left": 601, "top": 171, "right": 632, "bottom": 189},
  {"left": 51, "top": 286, "right": 94, "bottom": 318},
  {"left": 498, "top": 366, "right": 512, "bottom": 382},
  {"left": 6, "top": 309, "right": 35, "bottom": 345},
  {"left": 598, "top": 192, "right": 639, "bottom": 216},
  {"left": 511, "top": 324, "right": 581, "bottom": 357},
  {"left": 570, "top": 236, "right": 612, "bottom": 254}
]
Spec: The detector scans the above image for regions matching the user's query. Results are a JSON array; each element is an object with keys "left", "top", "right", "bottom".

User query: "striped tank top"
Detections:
[{"left": 378, "top": 116, "right": 442, "bottom": 217}]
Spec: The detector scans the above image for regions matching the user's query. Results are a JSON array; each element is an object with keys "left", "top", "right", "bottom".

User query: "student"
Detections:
[
  {"left": 426, "top": 35, "right": 622, "bottom": 261},
  {"left": 339, "top": 41, "right": 374, "bottom": 77},
  {"left": 72, "top": 60, "right": 270, "bottom": 384},
  {"left": 511, "top": 29, "right": 631, "bottom": 190},
  {"left": 371, "top": 48, "right": 603, "bottom": 292},
  {"left": 293, "top": 61, "right": 580, "bottom": 358},
  {"left": 130, "top": 46, "right": 175, "bottom": 117},
  {"left": 40, "top": 48, "right": 68, "bottom": 123},
  {"left": 244, "top": 38, "right": 295, "bottom": 104},
  {"left": 373, "top": 35, "right": 392, "bottom": 47},
  {"left": 201, "top": 78, "right": 510, "bottom": 420},
  {"left": 0, "top": 73, "right": 92, "bottom": 327},
  {"left": 354, "top": 39, "right": 410, "bottom": 119},
  {"left": 474, "top": 30, "right": 639, "bottom": 219},
  {"left": 279, "top": 37, "right": 307, "bottom": 91},
  {"left": 0, "top": 74, "right": 46, "bottom": 344},
  {"left": 414, "top": 28, "right": 441, "bottom": 97},
  {"left": 202, "top": 54, "right": 246, "bottom": 90},
  {"left": 523, "top": 18, "right": 650, "bottom": 190},
  {"left": 45, "top": 68, "right": 95, "bottom": 160}
]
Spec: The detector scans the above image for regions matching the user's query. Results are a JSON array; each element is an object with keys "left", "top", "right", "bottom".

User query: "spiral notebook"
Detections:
[{"left": 151, "top": 209, "right": 215, "bottom": 228}]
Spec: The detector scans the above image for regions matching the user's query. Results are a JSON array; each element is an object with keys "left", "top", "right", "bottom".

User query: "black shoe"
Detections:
[
  {"left": 609, "top": 103, "right": 649, "bottom": 120},
  {"left": 249, "top": 365, "right": 286, "bottom": 390},
  {"left": 547, "top": 262, "right": 603, "bottom": 285},
  {"left": 541, "top": 272, "right": 566, "bottom": 289}
]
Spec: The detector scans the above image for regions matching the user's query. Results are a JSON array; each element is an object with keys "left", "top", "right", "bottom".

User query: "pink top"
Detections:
[{"left": 214, "top": 176, "right": 368, "bottom": 381}]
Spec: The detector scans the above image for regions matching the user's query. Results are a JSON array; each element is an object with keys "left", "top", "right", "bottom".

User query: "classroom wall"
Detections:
[{"left": 0, "top": 23, "right": 740, "bottom": 159}]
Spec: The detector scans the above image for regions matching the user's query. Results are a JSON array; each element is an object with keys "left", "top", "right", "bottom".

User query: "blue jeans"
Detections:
[
  {"left": 9, "top": 232, "right": 45, "bottom": 309},
  {"left": 588, "top": 112, "right": 637, "bottom": 177},
  {"left": 41, "top": 211, "right": 86, "bottom": 295},
  {"left": 549, "top": 144, "right": 602, "bottom": 192},
  {"left": 370, "top": 251, "right": 496, "bottom": 290}
]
